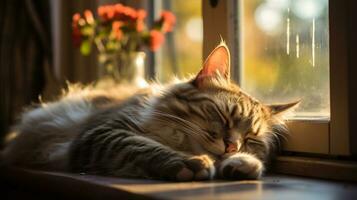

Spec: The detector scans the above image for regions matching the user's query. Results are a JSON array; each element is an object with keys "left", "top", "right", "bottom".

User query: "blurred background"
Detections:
[{"left": 0, "top": 0, "right": 330, "bottom": 144}]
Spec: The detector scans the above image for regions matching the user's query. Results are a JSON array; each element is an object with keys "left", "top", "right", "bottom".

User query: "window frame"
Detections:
[
  {"left": 202, "top": 0, "right": 355, "bottom": 156},
  {"left": 328, "top": 0, "right": 350, "bottom": 156}
]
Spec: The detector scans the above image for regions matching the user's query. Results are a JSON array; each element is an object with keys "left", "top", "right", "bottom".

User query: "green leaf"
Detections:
[{"left": 80, "top": 40, "right": 91, "bottom": 55}]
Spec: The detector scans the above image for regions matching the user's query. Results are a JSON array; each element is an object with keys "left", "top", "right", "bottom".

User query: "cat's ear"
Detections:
[
  {"left": 193, "top": 42, "right": 230, "bottom": 87},
  {"left": 268, "top": 100, "right": 301, "bottom": 116}
]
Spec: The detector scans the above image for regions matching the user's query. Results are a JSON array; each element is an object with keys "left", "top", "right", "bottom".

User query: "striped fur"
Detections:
[{"left": 2, "top": 44, "right": 298, "bottom": 181}]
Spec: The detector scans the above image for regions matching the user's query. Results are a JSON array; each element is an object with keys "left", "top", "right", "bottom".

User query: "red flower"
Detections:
[
  {"left": 97, "top": 6, "right": 106, "bottom": 19},
  {"left": 112, "top": 21, "right": 123, "bottom": 40},
  {"left": 137, "top": 9, "right": 147, "bottom": 20},
  {"left": 97, "top": 4, "right": 150, "bottom": 26},
  {"left": 136, "top": 20, "right": 145, "bottom": 32},
  {"left": 114, "top": 3, "right": 124, "bottom": 13},
  {"left": 149, "top": 30, "right": 165, "bottom": 51},
  {"left": 136, "top": 9, "right": 147, "bottom": 32},
  {"left": 98, "top": 5, "right": 115, "bottom": 21},
  {"left": 72, "top": 13, "right": 81, "bottom": 25},
  {"left": 160, "top": 11, "right": 176, "bottom": 33},
  {"left": 114, "top": 4, "right": 137, "bottom": 21},
  {"left": 114, "top": 4, "right": 125, "bottom": 19},
  {"left": 84, "top": 10, "right": 94, "bottom": 24},
  {"left": 72, "top": 13, "right": 82, "bottom": 47},
  {"left": 74, "top": 4, "right": 173, "bottom": 53},
  {"left": 123, "top": 6, "right": 137, "bottom": 21}
]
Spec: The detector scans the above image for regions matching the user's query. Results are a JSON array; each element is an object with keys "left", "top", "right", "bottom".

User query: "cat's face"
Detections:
[{"left": 150, "top": 42, "right": 298, "bottom": 160}]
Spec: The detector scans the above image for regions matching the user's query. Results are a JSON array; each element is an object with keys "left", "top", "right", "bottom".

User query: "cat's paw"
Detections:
[
  {"left": 219, "top": 153, "right": 263, "bottom": 180},
  {"left": 175, "top": 155, "right": 215, "bottom": 181}
]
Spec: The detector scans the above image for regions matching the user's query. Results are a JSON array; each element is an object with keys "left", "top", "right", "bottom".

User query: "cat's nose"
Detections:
[{"left": 225, "top": 141, "right": 237, "bottom": 153}]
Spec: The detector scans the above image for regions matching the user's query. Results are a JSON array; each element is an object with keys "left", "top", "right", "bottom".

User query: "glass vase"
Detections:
[{"left": 97, "top": 51, "right": 147, "bottom": 87}]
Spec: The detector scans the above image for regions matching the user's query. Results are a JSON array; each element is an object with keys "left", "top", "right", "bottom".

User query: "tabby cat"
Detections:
[{"left": 2, "top": 43, "right": 298, "bottom": 181}]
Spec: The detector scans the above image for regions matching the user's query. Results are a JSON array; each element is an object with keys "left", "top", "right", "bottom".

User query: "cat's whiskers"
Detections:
[
  {"left": 267, "top": 124, "right": 289, "bottom": 151},
  {"left": 271, "top": 125, "right": 288, "bottom": 141},
  {"left": 270, "top": 132, "right": 282, "bottom": 150}
]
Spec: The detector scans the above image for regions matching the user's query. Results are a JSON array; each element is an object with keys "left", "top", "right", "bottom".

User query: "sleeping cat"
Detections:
[{"left": 1, "top": 42, "right": 298, "bottom": 181}]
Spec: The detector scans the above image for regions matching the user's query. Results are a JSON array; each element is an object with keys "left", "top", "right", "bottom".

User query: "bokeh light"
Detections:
[{"left": 185, "top": 17, "right": 203, "bottom": 42}]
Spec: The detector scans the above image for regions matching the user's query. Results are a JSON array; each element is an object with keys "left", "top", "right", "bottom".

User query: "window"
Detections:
[
  {"left": 240, "top": 0, "right": 330, "bottom": 119},
  {"left": 202, "top": 0, "right": 355, "bottom": 156},
  {"left": 156, "top": 0, "right": 203, "bottom": 82},
  {"left": 237, "top": 0, "right": 332, "bottom": 155}
]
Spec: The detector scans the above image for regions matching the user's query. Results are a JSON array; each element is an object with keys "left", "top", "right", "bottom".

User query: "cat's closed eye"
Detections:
[
  {"left": 207, "top": 130, "right": 220, "bottom": 139},
  {"left": 208, "top": 121, "right": 225, "bottom": 138}
]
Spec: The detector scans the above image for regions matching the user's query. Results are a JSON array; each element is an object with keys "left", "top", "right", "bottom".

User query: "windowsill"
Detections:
[
  {"left": 1, "top": 165, "right": 357, "bottom": 199},
  {"left": 272, "top": 155, "right": 357, "bottom": 182}
]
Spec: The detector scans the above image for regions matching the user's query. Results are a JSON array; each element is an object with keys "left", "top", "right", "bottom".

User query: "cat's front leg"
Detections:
[
  {"left": 117, "top": 138, "right": 216, "bottom": 181},
  {"left": 70, "top": 128, "right": 216, "bottom": 181},
  {"left": 117, "top": 147, "right": 216, "bottom": 181},
  {"left": 217, "top": 153, "right": 264, "bottom": 180},
  {"left": 173, "top": 154, "right": 216, "bottom": 181}
]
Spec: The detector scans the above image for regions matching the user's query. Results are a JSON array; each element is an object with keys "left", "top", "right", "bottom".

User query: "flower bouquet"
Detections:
[{"left": 72, "top": 4, "right": 175, "bottom": 83}]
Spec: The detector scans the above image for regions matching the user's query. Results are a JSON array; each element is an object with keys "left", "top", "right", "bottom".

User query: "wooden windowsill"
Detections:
[{"left": 272, "top": 156, "right": 357, "bottom": 182}]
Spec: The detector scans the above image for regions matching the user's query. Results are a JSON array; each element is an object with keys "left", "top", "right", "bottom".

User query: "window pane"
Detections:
[
  {"left": 157, "top": 0, "right": 202, "bottom": 82},
  {"left": 240, "top": 0, "right": 330, "bottom": 118}
]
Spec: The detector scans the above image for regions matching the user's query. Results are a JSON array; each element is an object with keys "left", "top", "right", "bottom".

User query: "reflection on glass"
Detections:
[
  {"left": 158, "top": 0, "right": 202, "bottom": 82},
  {"left": 240, "top": 0, "right": 330, "bottom": 118}
]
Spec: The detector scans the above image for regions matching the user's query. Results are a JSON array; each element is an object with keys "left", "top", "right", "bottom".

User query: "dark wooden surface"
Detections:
[{"left": 1, "top": 166, "right": 357, "bottom": 200}]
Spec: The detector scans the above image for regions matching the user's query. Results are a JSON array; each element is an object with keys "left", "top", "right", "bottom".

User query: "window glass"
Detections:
[
  {"left": 240, "top": 0, "right": 330, "bottom": 118},
  {"left": 157, "top": 0, "right": 202, "bottom": 82}
]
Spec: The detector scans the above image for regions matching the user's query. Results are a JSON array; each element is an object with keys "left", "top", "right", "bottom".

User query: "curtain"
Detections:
[{"left": 0, "top": 0, "right": 52, "bottom": 143}]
